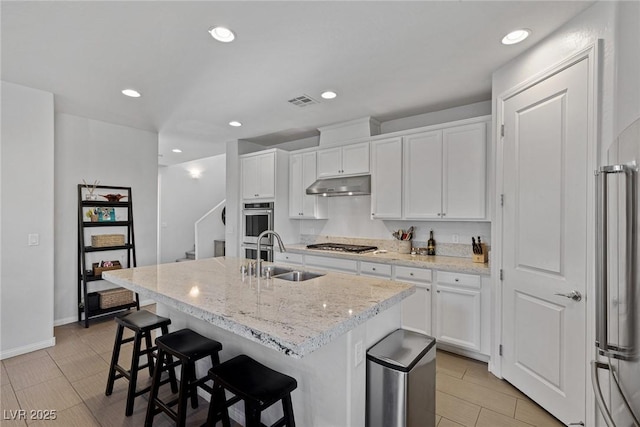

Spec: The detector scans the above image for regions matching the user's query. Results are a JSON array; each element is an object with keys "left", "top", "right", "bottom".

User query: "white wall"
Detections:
[
  {"left": 54, "top": 113, "right": 158, "bottom": 325},
  {"left": 1, "top": 82, "right": 55, "bottom": 358},
  {"left": 615, "top": 0, "right": 640, "bottom": 134},
  {"left": 158, "top": 154, "right": 226, "bottom": 263}
]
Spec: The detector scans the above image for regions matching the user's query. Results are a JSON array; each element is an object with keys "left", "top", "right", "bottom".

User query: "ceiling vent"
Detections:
[{"left": 287, "top": 94, "right": 319, "bottom": 108}]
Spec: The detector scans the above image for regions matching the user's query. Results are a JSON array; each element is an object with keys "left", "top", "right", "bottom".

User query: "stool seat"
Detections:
[
  {"left": 156, "top": 328, "right": 223, "bottom": 360},
  {"left": 210, "top": 355, "right": 297, "bottom": 406},
  {"left": 116, "top": 310, "right": 171, "bottom": 332},
  {"left": 145, "top": 329, "right": 225, "bottom": 427},
  {"left": 207, "top": 355, "right": 297, "bottom": 427}
]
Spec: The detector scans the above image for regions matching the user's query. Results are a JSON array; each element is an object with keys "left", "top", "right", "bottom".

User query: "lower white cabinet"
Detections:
[
  {"left": 304, "top": 255, "right": 358, "bottom": 274},
  {"left": 359, "top": 261, "right": 392, "bottom": 278},
  {"left": 274, "top": 252, "right": 303, "bottom": 265},
  {"left": 434, "top": 276, "right": 481, "bottom": 352},
  {"left": 395, "top": 265, "right": 432, "bottom": 336}
]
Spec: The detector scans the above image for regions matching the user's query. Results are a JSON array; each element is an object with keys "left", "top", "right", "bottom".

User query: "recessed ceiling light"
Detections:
[
  {"left": 172, "top": 148, "right": 182, "bottom": 153},
  {"left": 229, "top": 121, "right": 242, "bottom": 127},
  {"left": 321, "top": 91, "right": 338, "bottom": 100},
  {"left": 501, "top": 29, "right": 530, "bottom": 45},
  {"left": 122, "top": 89, "right": 141, "bottom": 98},
  {"left": 209, "top": 26, "right": 235, "bottom": 43}
]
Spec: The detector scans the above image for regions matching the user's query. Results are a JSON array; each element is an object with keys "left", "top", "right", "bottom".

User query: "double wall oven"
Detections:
[{"left": 242, "top": 202, "right": 274, "bottom": 261}]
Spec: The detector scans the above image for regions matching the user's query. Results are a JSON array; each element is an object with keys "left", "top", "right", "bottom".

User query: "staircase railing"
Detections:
[{"left": 194, "top": 199, "right": 226, "bottom": 259}]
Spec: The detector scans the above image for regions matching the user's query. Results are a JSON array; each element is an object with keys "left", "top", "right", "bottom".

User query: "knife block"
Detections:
[{"left": 472, "top": 244, "right": 488, "bottom": 263}]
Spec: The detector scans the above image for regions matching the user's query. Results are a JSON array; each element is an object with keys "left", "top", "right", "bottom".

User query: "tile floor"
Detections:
[{"left": 0, "top": 306, "right": 564, "bottom": 427}]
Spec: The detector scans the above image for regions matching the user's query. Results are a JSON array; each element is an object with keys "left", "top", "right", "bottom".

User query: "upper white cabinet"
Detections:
[
  {"left": 289, "top": 152, "right": 328, "bottom": 219},
  {"left": 403, "top": 121, "right": 487, "bottom": 220},
  {"left": 403, "top": 130, "right": 443, "bottom": 219},
  {"left": 316, "top": 142, "right": 370, "bottom": 178},
  {"left": 442, "top": 123, "right": 486, "bottom": 219},
  {"left": 371, "top": 137, "right": 403, "bottom": 219},
  {"left": 241, "top": 151, "right": 275, "bottom": 200}
]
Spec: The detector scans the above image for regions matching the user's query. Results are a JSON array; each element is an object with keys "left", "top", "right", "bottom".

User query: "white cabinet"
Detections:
[
  {"left": 241, "top": 151, "right": 275, "bottom": 200},
  {"left": 289, "top": 152, "right": 328, "bottom": 219},
  {"left": 359, "top": 261, "right": 392, "bottom": 278},
  {"left": 434, "top": 271, "right": 481, "bottom": 352},
  {"left": 402, "top": 121, "right": 487, "bottom": 220},
  {"left": 304, "top": 255, "right": 358, "bottom": 274},
  {"left": 442, "top": 123, "right": 486, "bottom": 219},
  {"left": 371, "top": 137, "right": 402, "bottom": 219},
  {"left": 403, "top": 130, "right": 443, "bottom": 219},
  {"left": 316, "top": 142, "right": 369, "bottom": 178},
  {"left": 396, "top": 266, "right": 432, "bottom": 335}
]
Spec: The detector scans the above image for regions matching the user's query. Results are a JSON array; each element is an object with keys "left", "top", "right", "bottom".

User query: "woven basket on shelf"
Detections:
[
  {"left": 91, "top": 234, "right": 125, "bottom": 247},
  {"left": 99, "top": 287, "right": 134, "bottom": 309},
  {"left": 92, "top": 261, "right": 122, "bottom": 278}
]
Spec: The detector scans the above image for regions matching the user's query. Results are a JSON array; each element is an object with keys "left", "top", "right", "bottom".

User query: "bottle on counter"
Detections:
[{"left": 427, "top": 230, "right": 436, "bottom": 256}]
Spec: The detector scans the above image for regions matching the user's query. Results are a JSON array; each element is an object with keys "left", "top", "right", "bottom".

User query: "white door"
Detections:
[
  {"left": 434, "top": 284, "right": 481, "bottom": 351},
  {"left": 316, "top": 147, "right": 342, "bottom": 178},
  {"left": 256, "top": 152, "right": 275, "bottom": 198},
  {"left": 241, "top": 156, "right": 258, "bottom": 199},
  {"left": 341, "top": 142, "right": 370, "bottom": 176},
  {"left": 289, "top": 153, "right": 303, "bottom": 217},
  {"left": 301, "top": 151, "right": 319, "bottom": 217},
  {"left": 501, "top": 58, "right": 589, "bottom": 424}
]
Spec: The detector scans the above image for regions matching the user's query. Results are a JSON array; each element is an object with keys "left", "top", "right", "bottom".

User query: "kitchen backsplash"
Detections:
[{"left": 300, "top": 234, "right": 489, "bottom": 258}]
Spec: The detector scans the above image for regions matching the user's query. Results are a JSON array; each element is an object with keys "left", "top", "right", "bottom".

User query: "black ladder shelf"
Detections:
[{"left": 77, "top": 184, "right": 140, "bottom": 327}]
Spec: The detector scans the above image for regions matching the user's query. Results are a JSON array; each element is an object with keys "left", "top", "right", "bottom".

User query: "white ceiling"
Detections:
[{"left": 1, "top": 1, "right": 594, "bottom": 165}]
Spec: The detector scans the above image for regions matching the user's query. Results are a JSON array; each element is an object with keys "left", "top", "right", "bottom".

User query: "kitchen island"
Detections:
[{"left": 104, "top": 256, "right": 414, "bottom": 426}]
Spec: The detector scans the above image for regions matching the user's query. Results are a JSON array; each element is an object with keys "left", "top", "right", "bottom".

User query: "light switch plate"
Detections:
[
  {"left": 355, "top": 340, "right": 364, "bottom": 367},
  {"left": 28, "top": 233, "right": 39, "bottom": 246}
]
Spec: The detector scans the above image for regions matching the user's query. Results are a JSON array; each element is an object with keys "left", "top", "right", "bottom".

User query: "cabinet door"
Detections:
[
  {"left": 434, "top": 284, "right": 481, "bottom": 351},
  {"left": 241, "top": 155, "right": 259, "bottom": 199},
  {"left": 403, "top": 131, "right": 443, "bottom": 219},
  {"left": 289, "top": 154, "right": 303, "bottom": 217},
  {"left": 371, "top": 137, "right": 402, "bottom": 219},
  {"left": 301, "top": 152, "right": 326, "bottom": 218},
  {"left": 442, "top": 123, "right": 486, "bottom": 219},
  {"left": 316, "top": 147, "right": 342, "bottom": 178},
  {"left": 359, "top": 261, "right": 392, "bottom": 278},
  {"left": 256, "top": 152, "right": 275, "bottom": 199},
  {"left": 401, "top": 285, "right": 432, "bottom": 335},
  {"left": 341, "top": 142, "right": 370, "bottom": 175}
]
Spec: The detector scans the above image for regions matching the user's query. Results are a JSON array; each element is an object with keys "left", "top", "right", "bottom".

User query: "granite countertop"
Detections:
[
  {"left": 285, "top": 244, "right": 491, "bottom": 276},
  {"left": 103, "top": 257, "right": 414, "bottom": 358}
]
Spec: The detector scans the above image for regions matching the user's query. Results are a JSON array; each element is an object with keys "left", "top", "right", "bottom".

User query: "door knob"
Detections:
[{"left": 555, "top": 290, "right": 582, "bottom": 301}]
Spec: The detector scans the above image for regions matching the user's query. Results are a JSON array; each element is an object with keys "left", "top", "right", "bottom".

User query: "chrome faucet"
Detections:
[{"left": 256, "top": 230, "right": 286, "bottom": 277}]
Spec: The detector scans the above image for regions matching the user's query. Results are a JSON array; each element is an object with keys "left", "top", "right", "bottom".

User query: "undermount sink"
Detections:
[
  {"left": 261, "top": 266, "right": 294, "bottom": 277},
  {"left": 273, "top": 270, "right": 325, "bottom": 282}
]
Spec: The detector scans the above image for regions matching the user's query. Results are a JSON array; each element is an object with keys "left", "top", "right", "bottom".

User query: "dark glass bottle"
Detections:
[{"left": 427, "top": 230, "right": 436, "bottom": 256}]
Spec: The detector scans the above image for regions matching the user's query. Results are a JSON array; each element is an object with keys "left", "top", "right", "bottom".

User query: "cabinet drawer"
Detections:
[
  {"left": 437, "top": 271, "right": 480, "bottom": 289},
  {"left": 274, "top": 252, "right": 303, "bottom": 265},
  {"left": 360, "top": 262, "right": 391, "bottom": 278},
  {"left": 305, "top": 255, "right": 358, "bottom": 273},
  {"left": 395, "top": 266, "right": 432, "bottom": 284}
]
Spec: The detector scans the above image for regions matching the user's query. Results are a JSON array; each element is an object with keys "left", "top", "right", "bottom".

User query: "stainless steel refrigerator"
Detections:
[{"left": 593, "top": 118, "right": 640, "bottom": 427}]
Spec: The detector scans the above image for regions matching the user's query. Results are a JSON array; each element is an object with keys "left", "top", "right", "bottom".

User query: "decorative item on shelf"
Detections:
[
  {"left": 96, "top": 207, "right": 115, "bottom": 221},
  {"left": 91, "top": 234, "right": 125, "bottom": 247},
  {"left": 99, "top": 193, "right": 127, "bottom": 202},
  {"left": 471, "top": 236, "right": 488, "bottom": 263},
  {"left": 98, "top": 287, "right": 134, "bottom": 309},
  {"left": 85, "top": 208, "right": 98, "bottom": 222},
  {"left": 92, "top": 260, "right": 122, "bottom": 277},
  {"left": 83, "top": 179, "right": 99, "bottom": 200},
  {"left": 427, "top": 230, "right": 436, "bottom": 256}
]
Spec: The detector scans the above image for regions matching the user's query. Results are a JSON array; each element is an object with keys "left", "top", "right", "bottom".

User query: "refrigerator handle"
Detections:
[
  {"left": 591, "top": 361, "right": 617, "bottom": 427},
  {"left": 595, "top": 164, "right": 637, "bottom": 359}
]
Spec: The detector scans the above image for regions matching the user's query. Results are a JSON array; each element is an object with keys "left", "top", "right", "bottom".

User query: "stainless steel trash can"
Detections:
[{"left": 366, "top": 329, "right": 436, "bottom": 427}]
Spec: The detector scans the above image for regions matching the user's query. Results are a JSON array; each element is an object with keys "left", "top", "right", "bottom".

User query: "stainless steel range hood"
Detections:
[{"left": 306, "top": 175, "right": 371, "bottom": 197}]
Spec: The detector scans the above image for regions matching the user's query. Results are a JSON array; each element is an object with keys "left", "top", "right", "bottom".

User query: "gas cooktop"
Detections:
[{"left": 306, "top": 243, "right": 378, "bottom": 253}]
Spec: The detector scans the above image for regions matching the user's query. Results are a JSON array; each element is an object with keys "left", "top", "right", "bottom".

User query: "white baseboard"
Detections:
[{"left": 1, "top": 337, "right": 56, "bottom": 360}]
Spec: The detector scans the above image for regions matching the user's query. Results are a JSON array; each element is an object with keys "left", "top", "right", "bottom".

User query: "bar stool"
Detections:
[
  {"left": 105, "top": 309, "right": 178, "bottom": 416},
  {"left": 144, "top": 328, "right": 226, "bottom": 427},
  {"left": 206, "top": 354, "right": 297, "bottom": 427}
]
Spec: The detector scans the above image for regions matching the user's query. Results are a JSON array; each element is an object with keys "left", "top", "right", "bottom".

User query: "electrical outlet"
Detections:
[
  {"left": 452, "top": 234, "right": 459, "bottom": 243},
  {"left": 355, "top": 340, "right": 364, "bottom": 367},
  {"left": 28, "top": 233, "right": 39, "bottom": 246}
]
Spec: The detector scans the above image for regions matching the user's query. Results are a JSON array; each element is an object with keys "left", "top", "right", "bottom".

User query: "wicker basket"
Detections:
[
  {"left": 99, "top": 287, "right": 134, "bottom": 309},
  {"left": 92, "top": 260, "right": 122, "bottom": 278},
  {"left": 91, "top": 234, "right": 125, "bottom": 247}
]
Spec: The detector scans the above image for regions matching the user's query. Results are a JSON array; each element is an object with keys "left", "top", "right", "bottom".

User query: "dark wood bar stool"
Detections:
[
  {"left": 105, "top": 309, "right": 178, "bottom": 416},
  {"left": 144, "top": 328, "right": 226, "bottom": 427},
  {"left": 206, "top": 354, "right": 298, "bottom": 427}
]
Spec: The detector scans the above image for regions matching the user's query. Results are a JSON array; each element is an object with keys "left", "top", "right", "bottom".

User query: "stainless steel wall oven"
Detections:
[{"left": 242, "top": 202, "right": 274, "bottom": 261}]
